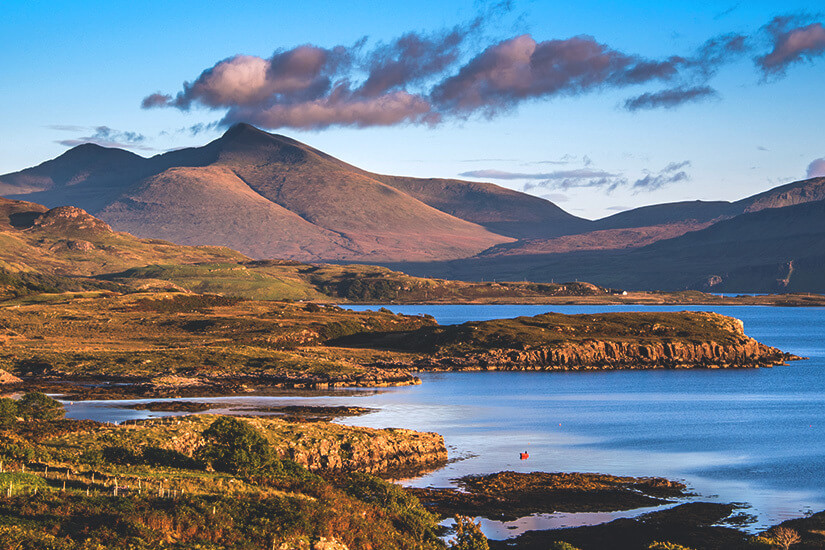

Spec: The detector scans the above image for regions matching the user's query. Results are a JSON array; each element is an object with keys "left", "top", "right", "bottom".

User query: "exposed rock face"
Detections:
[
  {"left": 279, "top": 427, "right": 447, "bottom": 475},
  {"left": 114, "top": 416, "right": 447, "bottom": 478},
  {"left": 413, "top": 338, "right": 797, "bottom": 371},
  {"left": 277, "top": 537, "right": 350, "bottom": 550}
]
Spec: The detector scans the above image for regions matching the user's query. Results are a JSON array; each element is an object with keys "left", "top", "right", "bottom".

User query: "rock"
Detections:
[
  {"left": 0, "top": 369, "right": 22, "bottom": 385},
  {"left": 30, "top": 206, "right": 112, "bottom": 234}
]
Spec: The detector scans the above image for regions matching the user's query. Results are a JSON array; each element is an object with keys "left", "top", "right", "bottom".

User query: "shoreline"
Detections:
[{"left": 50, "top": 394, "right": 825, "bottom": 548}]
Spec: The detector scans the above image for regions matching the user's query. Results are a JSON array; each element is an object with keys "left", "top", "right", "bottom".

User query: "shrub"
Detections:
[
  {"left": 196, "top": 417, "right": 273, "bottom": 476},
  {"left": 0, "top": 398, "right": 18, "bottom": 428},
  {"left": 450, "top": 515, "right": 488, "bottom": 550},
  {"left": 17, "top": 392, "right": 64, "bottom": 421},
  {"left": 339, "top": 472, "right": 441, "bottom": 544},
  {"left": 102, "top": 445, "right": 141, "bottom": 465},
  {"left": 141, "top": 446, "right": 201, "bottom": 469},
  {"left": 766, "top": 527, "right": 801, "bottom": 550},
  {"left": 550, "top": 543, "right": 582, "bottom": 550}
]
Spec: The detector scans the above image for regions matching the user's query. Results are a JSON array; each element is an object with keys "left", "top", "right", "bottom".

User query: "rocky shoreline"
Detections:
[
  {"left": 364, "top": 312, "right": 804, "bottom": 373},
  {"left": 405, "top": 338, "right": 801, "bottom": 372}
]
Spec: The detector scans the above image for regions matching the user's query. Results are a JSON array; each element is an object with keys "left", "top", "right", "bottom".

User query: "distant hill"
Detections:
[
  {"left": 591, "top": 177, "right": 825, "bottom": 231},
  {"left": 0, "top": 124, "right": 596, "bottom": 262},
  {"left": 0, "top": 196, "right": 617, "bottom": 302},
  {"left": 479, "top": 176, "right": 825, "bottom": 259},
  {"left": 0, "top": 197, "right": 245, "bottom": 277},
  {"left": 392, "top": 198, "right": 825, "bottom": 293}
]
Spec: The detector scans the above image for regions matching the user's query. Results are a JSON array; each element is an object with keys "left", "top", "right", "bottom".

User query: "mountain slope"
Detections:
[
  {"left": 97, "top": 165, "right": 360, "bottom": 260},
  {"left": 1, "top": 124, "right": 534, "bottom": 262},
  {"left": 374, "top": 174, "right": 591, "bottom": 239},
  {"left": 593, "top": 177, "right": 825, "bottom": 231},
  {"left": 487, "top": 176, "right": 825, "bottom": 258},
  {"left": 392, "top": 198, "right": 825, "bottom": 292}
]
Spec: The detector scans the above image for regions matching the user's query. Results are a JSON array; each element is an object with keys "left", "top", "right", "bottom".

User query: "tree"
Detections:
[
  {"left": 196, "top": 417, "right": 273, "bottom": 476},
  {"left": 769, "top": 527, "right": 801, "bottom": 550},
  {"left": 0, "top": 398, "right": 18, "bottom": 428},
  {"left": 16, "top": 392, "right": 64, "bottom": 421},
  {"left": 449, "top": 515, "right": 488, "bottom": 550}
]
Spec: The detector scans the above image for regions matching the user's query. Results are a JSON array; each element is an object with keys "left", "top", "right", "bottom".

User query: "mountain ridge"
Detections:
[{"left": 3, "top": 124, "right": 825, "bottom": 291}]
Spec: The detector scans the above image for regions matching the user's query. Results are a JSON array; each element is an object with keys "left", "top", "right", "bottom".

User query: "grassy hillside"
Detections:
[{"left": 0, "top": 412, "right": 447, "bottom": 549}]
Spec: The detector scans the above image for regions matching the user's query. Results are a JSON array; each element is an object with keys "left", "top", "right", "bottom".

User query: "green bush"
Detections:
[
  {"left": 0, "top": 398, "right": 18, "bottom": 428},
  {"left": 102, "top": 445, "right": 141, "bottom": 465},
  {"left": 449, "top": 515, "right": 488, "bottom": 550},
  {"left": 141, "top": 446, "right": 201, "bottom": 469},
  {"left": 549, "top": 542, "right": 582, "bottom": 550},
  {"left": 196, "top": 417, "right": 273, "bottom": 476},
  {"left": 17, "top": 392, "right": 64, "bottom": 421}
]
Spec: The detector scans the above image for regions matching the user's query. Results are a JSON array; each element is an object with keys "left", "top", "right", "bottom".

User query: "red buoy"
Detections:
[{"left": 520, "top": 452, "right": 529, "bottom": 460}]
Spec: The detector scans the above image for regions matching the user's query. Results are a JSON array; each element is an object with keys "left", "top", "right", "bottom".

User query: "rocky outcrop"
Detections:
[
  {"left": 278, "top": 426, "right": 447, "bottom": 476},
  {"left": 385, "top": 312, "right": 803, "bottom": 372},
  {"left": 115, "top": 415, "right": 447, "bottom": 478},
  {"left": 0, "top": 369, "right": 22, "bottom": 384},
  {"left": 30, "top": 206, "right": 112, "bottom": 234},
  {"left": 411, "top": 338, "right": 799, "bottom": 371}
]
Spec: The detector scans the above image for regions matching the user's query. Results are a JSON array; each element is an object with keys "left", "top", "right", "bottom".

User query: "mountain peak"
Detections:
[{"left": 221, "top": 122, "right": 275, "bottom": 141}]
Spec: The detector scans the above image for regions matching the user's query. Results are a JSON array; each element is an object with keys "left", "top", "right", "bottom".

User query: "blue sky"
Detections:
[{"left": 1, "top": 0, "right": 823, "bottom": 219}]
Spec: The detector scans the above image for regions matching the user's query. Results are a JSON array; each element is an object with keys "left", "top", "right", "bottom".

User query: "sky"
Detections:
[{"left": 1, "top": 0, "right": 824, "bottom": 219}]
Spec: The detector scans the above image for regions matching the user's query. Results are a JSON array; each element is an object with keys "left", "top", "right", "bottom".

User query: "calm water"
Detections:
[{"left": 64, "top": 304, "right": 825, "bottom": 531}]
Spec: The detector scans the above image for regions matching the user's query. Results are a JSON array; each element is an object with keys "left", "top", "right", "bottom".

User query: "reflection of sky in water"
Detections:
[
  {"left": 441, "top": 503, "right": 679, "bottom": 539},
  {"left": 63, "top": 305, "right": 825, "bottom": 533}
]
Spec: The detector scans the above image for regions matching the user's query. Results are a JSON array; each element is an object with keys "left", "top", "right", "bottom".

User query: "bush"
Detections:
[
  {"left": 550, "top": 543, "right": 582, "bottom": 550},
  {"left": 196, "top": 417, "right": 273, "bottom": 476},
  {"left": 339, "top": 472, "right": 441, "bottom": 544},
  {"left": 450, "top": 515, "right": 488, "bottom": 550},
  {"left": 102, "top": 445, "right": 141, "bottom": 465},
  {"left": 17, "top": 392, "right": 64, "bottom": 421},
  {"left": 0, "top": 398, "right": 18, "bottom": 428}
]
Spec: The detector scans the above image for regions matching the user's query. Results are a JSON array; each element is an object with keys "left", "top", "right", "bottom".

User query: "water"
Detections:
[{"left": 64, "top": 304, "right": 825, "bottom": 532}]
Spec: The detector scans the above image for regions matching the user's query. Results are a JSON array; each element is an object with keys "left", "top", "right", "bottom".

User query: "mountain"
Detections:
[
  {"left": 0, "top": 124, "right": 595, "bottom": 262},
  {"left": 591, "top": 177, "right": 825, "bottom": 231},
  {"left": 4, "top": 125, "right": 825, "bottom": 292},
  {"left": 391, "top": 197, "right": 825, "bottom": 292},
  {"left": 480, "top": 176, "right": 825, "bottom": 258}
]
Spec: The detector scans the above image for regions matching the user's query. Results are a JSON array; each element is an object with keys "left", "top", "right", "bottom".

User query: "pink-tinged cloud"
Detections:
[
  {"left": 142, "top": 27, "right": 471, "bottom": 129},
  {"left": 758, "top": 16, "right": 825, "bottom": 75},
  {"left": 357, "top": 27, "right": 468, "bottom": 97},
  {"left": 624, "top": 86, "right": 718, "bottom": 111},
  {"left": 138, "top": 18, "right": 770, "bottom": 130},
  {"left": 167, "top": 47, "right": 341, "bottom": 110},
  {"left": 807, "top": 158, "right": 825, "bottom": 178},
  {"left": 432, "top": 35, "right": 630, "bottom": 114},
  {"left": 221, "top": 90, "right": 436, "bottom": 130}
]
